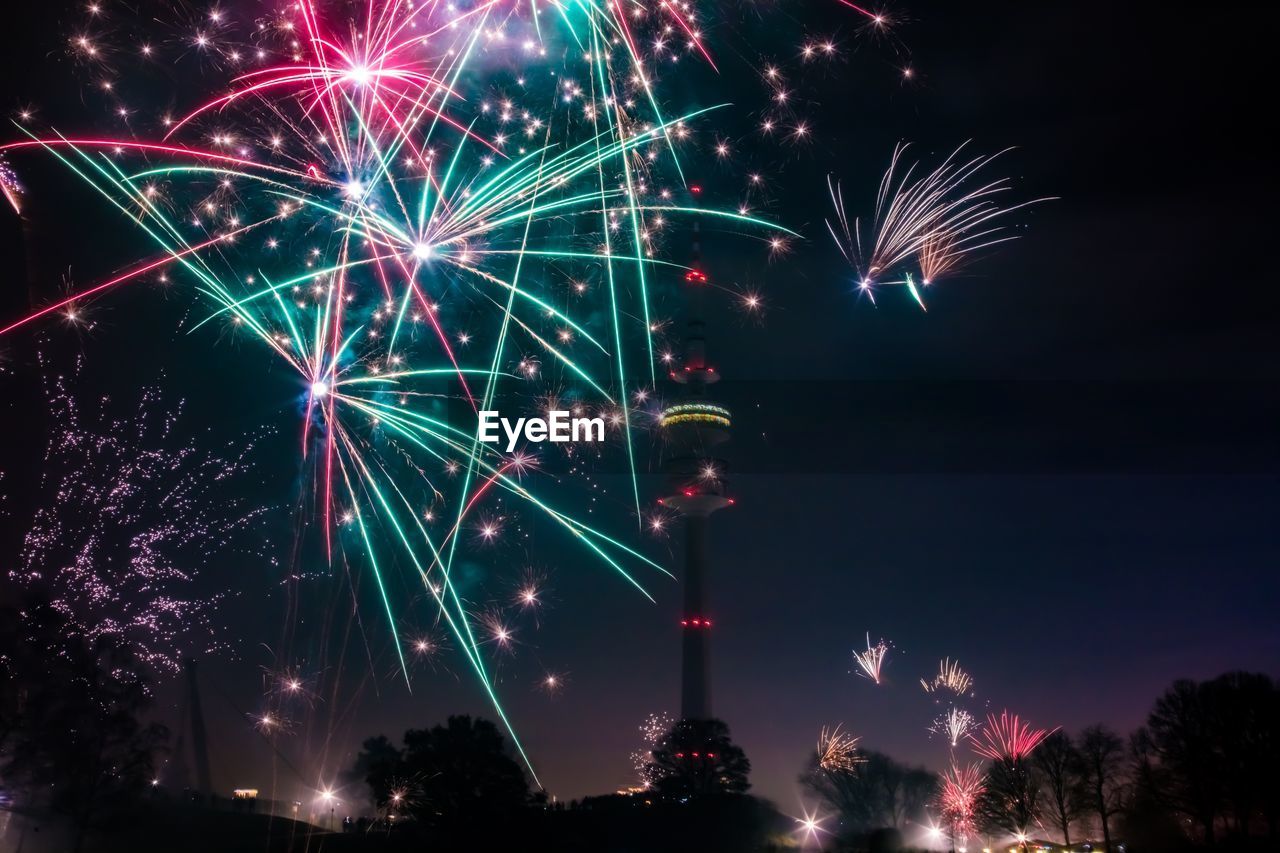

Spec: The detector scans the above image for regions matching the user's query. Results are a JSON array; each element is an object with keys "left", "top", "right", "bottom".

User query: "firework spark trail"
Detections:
[
  {"left": 852, "top": 632, "right": 890, "bottom": 684},
  {"left": 817, "top": 724, "right": 864, "bottom": 773},
  {"left": 930, "top": 706, "right": 978, "bottom": 748},
  {"left": 10, "top": 356, "right": 271, "bottom": 675},
  {"left": 832, "top": 0, "right": 892, "bottom": 27},
  {"left": 969, "top": 710, "right": 1057, "bottom": 761},
  {"left": 827, "top": 142, "right": 1049, "bottom": 306},
  {"left": 920, "top": 657, "right": 973, "bottom": 695}
]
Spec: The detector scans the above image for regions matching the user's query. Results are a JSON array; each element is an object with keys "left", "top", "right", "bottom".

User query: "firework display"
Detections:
[
  {"left": 827, "top": 640, "right": 1069, "bottom": 847},
  {"left": 0, "top": 3, "right": 1069, "bottom": 836},
  {"left": 0, "top": 0, "right": 825, "bottom": 773},
  {"left": 0, "top": 4, "right": 1259, "bottom": 853}
]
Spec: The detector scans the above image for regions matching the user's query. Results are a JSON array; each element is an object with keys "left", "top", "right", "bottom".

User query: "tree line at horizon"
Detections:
[
  {"left": 341, "top": 670, "right": 1279, "bottom": 851},
  {"left": 800, "top": 670, "right": 1280, "bottom": 851}
]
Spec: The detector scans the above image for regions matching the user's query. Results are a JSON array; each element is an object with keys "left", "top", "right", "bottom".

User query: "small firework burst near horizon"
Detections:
[
  {"left": 632, "top": 712, "right": 675, "bottom": 790},
  {"left": 817, "top": 724, "right": 864, "bottom": 773},
  {"left": 969, "top": 710, "right": 1057, "bottom": 761},
  {"left": 852, "top": 632, "right": 890, "bottom": 684}
]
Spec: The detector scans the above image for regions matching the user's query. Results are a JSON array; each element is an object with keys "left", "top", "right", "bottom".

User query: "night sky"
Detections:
[{"left": 1, "top": 0, "right": 1276, "bottom": 816}]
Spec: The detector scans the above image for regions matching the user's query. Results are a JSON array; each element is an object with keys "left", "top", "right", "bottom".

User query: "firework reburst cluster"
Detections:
[{"left": 10, "top": 355, "right": 271, "bottom": 674}]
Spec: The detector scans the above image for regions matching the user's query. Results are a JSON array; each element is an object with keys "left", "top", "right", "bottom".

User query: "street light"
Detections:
[
  {"left": 320, "top": 789, "right": 338, "bottom": 831},
  {"left": 794, "top": 808, "right": 826, "bottom": 849}
]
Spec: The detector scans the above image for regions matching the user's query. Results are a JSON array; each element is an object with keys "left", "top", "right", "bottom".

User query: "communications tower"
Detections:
[{"left": 658, "top": 201, "right": 733, "bottom": 721}]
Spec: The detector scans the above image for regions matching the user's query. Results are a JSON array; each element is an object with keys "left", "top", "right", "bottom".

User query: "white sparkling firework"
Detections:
[
  {"left": 631, "top": 711, "right": 674, "bottom": 789},
  {"left": 852, "top": 632, "right": 890, "bottom": 684},
  {"left": 930, "top": 706, "right": 979, "bottom": 748}
]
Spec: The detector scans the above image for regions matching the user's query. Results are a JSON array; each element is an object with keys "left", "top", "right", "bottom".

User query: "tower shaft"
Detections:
[{"left": 680, "top": 514, "right": 712, "bottom": 719}]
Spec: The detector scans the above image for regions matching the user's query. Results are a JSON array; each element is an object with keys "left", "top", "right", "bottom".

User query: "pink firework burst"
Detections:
[
  {"left": 969, "top": 710, "right": 1057, "bottom": 761},
  {"left": 939, "top": 761, "right": 985, "bottom": 841}
]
